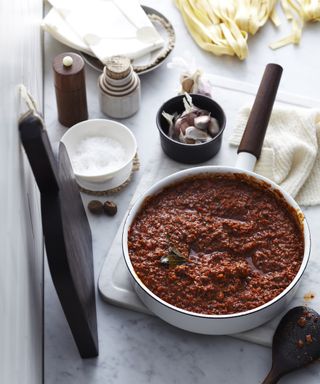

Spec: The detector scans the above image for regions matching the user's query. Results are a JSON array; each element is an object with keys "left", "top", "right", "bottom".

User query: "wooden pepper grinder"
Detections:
[{"left": 53, "top": 52, "right": 88, "bottom": 127}]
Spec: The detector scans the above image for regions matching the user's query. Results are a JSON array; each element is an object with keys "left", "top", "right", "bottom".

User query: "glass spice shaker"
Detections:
[
  {"left": 53, "top": 52, "right": 88, "bottom": 127},
  {"left": 98, "top": 56, "right": 141, "bottom": 119}
]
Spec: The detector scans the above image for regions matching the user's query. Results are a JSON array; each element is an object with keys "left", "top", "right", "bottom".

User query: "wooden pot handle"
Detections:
[{"left": 237, "top": 63, "right": 283, "bottom": 159}]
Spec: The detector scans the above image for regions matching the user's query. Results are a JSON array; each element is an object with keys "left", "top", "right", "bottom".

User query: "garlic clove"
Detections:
[
  {"left": 185, "top": 126, "right": 212, "bottom": 142},
  {"left": 208, "top": 117, "right": 220, "bottom": 137},
  {"left": 175, "top": 116, "right": 192, "bottom": 135},
  {"left": 162, "top": 111, "right": 174, "bottom": 125},
  {"left": 162, "top": 111, "right": 176, "bottom": 138},
  {"left": 194, "top": 114, "right": 211, "bottom": 130},
  {"left": 180, "top": 110, "right": 199, "bottom": 126},
  {"left": 185, "top": 137, "right": 196, "bottom": 144},
  {"left": 179, "top": 130, "right": 187, "bottom": 143},
  {"left": 181, "top": 77, "right": 194, "bottom": 93}
]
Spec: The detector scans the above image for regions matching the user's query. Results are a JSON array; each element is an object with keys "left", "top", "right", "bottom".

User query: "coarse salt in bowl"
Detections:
[{"left": 60, "top": 119, "right": 137, "bottom": 190}]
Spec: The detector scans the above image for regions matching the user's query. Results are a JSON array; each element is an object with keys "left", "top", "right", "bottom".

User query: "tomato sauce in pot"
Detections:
[{"left": 128, "top": 174, "right": 304, "bottom": 315}]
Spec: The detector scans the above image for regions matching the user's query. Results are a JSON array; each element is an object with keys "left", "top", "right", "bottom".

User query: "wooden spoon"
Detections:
[{"left": 262, "top": 306, "right": 320, "bottom": 384}]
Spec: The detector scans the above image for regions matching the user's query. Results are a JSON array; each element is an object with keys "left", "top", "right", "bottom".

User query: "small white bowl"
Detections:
[{"left": 61, "top": 119, "right": 137, "bottom": 191}]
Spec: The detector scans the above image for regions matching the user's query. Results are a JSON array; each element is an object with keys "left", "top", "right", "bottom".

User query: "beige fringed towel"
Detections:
[{"left": 229, "top": 106, "right": 320, "bottom": 206}]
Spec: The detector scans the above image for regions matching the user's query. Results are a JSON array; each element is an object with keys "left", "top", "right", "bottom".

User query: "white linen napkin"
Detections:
[
  {"left": 42, "top": 8, "right": 92, "bottom": 55},
  {"left": 44, "top": 0, "right": 164, "bottom": 62},
  {"left": 229, "top": 106, "right": 320, "bottom": 206}
]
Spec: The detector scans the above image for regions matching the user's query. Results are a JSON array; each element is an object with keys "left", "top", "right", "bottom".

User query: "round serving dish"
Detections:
[
  {"left": 156, "top": 94, "right": 226, "bottom": 164},
  {"left": 122, "top": 166, "right": 310, "bottom": 335},
  {"left": 60, "top": 119, "right": 137, "bottom": 191}
]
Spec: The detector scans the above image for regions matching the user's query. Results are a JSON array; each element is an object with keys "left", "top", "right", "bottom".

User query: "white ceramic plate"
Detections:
[{"left": 80, "top": 6, "right": 176, "bottom": 75}]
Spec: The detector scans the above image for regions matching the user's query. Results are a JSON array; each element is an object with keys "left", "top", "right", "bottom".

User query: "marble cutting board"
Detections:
[{"left": 98, "top": 75, "right": 320, "bottom": 347}]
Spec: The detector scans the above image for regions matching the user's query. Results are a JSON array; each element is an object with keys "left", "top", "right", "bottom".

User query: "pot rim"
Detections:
[{"left": 122, "top": 165, "right": 311, "bottom": 320}]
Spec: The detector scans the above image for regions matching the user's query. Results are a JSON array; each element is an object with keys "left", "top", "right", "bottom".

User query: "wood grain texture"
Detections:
[
  {"left": 47, "top": 142, "right": 98, "bottom": 357},
  {"left": 19, "top": 112, "right": 99, "bottom": 358},
  {"left": 19, "top": 113, "right": 60, "bottom": 194},
  {"left": 53, "top": 52, "right": 88, "bottom": 127},
  {"left": 237, "top": 63, "right": 283, "bottom": 159}
]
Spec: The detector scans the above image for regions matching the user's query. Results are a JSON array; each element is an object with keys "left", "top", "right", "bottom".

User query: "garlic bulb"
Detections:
[{"left": 161, "top": 94, "right": 220, "bottom": 145}]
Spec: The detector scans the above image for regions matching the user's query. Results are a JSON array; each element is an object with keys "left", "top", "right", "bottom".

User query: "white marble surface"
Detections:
[{"left": 44, "top": 1, "right": 320, "bottom": 383}]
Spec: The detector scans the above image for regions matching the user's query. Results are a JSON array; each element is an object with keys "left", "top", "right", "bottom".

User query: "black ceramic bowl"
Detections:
[{"left": 156, "top": 94, "right": 226, "bottom": 164}]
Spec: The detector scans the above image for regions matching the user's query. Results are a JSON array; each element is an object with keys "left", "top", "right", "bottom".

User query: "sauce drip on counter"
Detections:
[{"left": 128, "top": 174, "right": 304, "bottom": 315}]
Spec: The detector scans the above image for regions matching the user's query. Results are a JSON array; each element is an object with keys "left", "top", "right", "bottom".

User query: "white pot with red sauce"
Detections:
[{"left": 121, "top": 64, "right": 311, "bottom": 335}]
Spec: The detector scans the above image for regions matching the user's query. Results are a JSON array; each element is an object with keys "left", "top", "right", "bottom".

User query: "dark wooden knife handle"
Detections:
[{"left": 237, "top": 63, "right": 283, "bottom": 159}]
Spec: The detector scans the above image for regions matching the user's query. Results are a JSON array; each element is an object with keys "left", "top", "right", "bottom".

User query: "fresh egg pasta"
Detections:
[{"left": 174, "top": 0, "right": 320, "bottom": 59}]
